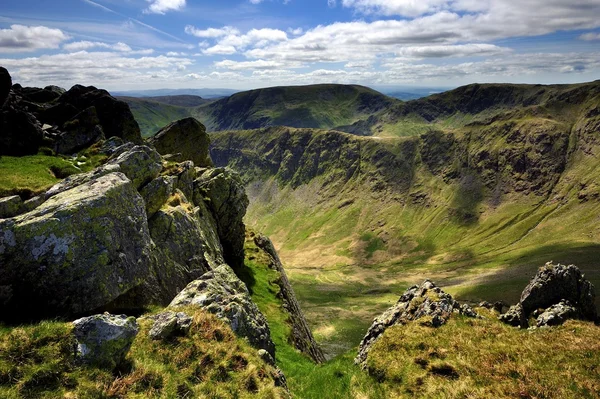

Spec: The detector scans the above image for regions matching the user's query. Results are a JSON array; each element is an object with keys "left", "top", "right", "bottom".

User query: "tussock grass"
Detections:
[
  {"left": 366, "top": 310, "right": 600, "bottom": 398},
  {"left": 0, "top": 309, "right": 287, "bottom": 398}
]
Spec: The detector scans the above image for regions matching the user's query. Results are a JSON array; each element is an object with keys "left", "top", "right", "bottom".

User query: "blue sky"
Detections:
[{"left": 1, "top": 0, "right": 600, "bottom": 90}]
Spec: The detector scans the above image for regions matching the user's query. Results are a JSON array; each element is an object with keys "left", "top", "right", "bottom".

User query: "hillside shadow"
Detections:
[
  {"left": 454, "top": 243, "right": 600, "bottom": 310},
  {"left": 449, "top": 173, "right": 484, "bottom": 225}
]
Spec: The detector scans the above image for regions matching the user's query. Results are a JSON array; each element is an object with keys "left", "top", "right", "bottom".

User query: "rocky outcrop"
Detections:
[
  {"left": 355, "top": 280, "right": 479, "bottom": 367},
  {"left": 0, "top": 68, "right": 142, "bottom": 156},
  {"left": 73, "top": 313, "right": 138, "bottom": 369},
  {"left": 169, "top": 264, "right": 276, "bottom": 358},
  {"left": 148, "top": 117, "right": 213, "bottom": 167},
  {"left": 193, "top": 168, "right": 249, "bottom": 272},
  {"left": 148, "top": 311, "right": 192, "bottom": 340},
  {"left": 0, "top": 172, "right": 153, "bottom": 318},
  {"left": 499, "top": 262, "right": 597, "bottom": 328},
  {"left": 253, "top": 233, "right": 326, "bottom": 363}
]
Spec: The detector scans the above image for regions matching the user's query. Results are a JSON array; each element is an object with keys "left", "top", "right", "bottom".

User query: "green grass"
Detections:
[
  {"left": 0, "top": 309, "right": 287, "bottom": 398},
  {"left": 120, "top": 97, "right": 192, "bottom": 138},
  {"left": 366, "top": 311, "right": 600, "bottom": 398}
]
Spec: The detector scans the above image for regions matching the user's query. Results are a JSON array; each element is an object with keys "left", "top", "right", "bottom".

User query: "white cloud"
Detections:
[
  {"left": 579, "top": 32, "right": 600, "bottom": 41},
  {"left": 185, "top": 26, "right": 240, "bottom": 38},
  {"left": 396, "top": 44, "right": 508, "bottom": 58},
  {"left": 0, "top": 25, "right": 69, "bottom": 53},
  {"left": 187, "top": 26, "right": 288, "bottom": 55},
  {"left": 342, "top": 0, "right": 449, "bottom": 17},
  {"left": 63, "top": 41, "right": 132, "bottom": 52},
  {"left": 250, "top": 0, "right": 264, "bottom": 3},
  {"left": 202, "top": 44, "right": 237, "bottom": 55},
  {"left": 145, "top": 0, "right": 186, "bottom": 14},
  {"left": 288, "top": 28, "right": 304, "bottom": 36},
  {"left": 215, "top": 59, "right": 289, "bottom": 70}
]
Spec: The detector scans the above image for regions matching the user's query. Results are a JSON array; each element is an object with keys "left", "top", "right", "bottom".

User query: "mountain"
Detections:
[
  {"left": 210, "top": 80, "right": 600, "bottom": 356},
  {"left": 111, "top": 87, "right": 238, "bottom": 99},
  {"left": 139, "top": 94, "right": 211, "bottom": 107},
  {"left": 118, "top": 96, "right": 195, "bottom": 137},
  {"left": 191, "top": 83, "right": 397, "bottom": 132}
]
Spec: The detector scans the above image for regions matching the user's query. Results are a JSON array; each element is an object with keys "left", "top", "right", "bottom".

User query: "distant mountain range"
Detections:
[{"left": 111, "top": 88, "right": 238, "bottom": 99}]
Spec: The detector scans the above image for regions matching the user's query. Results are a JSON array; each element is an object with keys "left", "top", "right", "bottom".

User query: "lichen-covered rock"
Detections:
[
  {"left": 169, "top": 264, "right": 276, "bottom": 357},
  {"left": 194, "top": 168, "right": 249, "bottom": 272},
  {"left": 536, "top": 300, "right": 580, "bottom": 327},
  {"left": 107, "top": 145, "right": 162, "bottom": 190},
  {"left": 73, "top": 313, "right": 138, "bottom": 369},
  {"left": 174, "top": 161, "right": 196, "bottom": 201},
  {"left": 355, "top": 280, "right": 478, "bottom": 367},
  {"left": 54, "top": 106, "right": 105, "bottom": 154},
  {"left": 520, "top": 262, "right": 597, "bottom": 322},
  {"left": 253, "top": 233, "right": 326, "bottom": 363},
  {"left": 44, "top": 163, "right": 121, "bottom": 199},
  {"left": 148, "top": 311, "right": 192, "bottom": 340},
  {"left": 0, "top": 172, "right": 153, "bottom": 319},
  {"left": 0, "top": 195, "right": 22, "bottom": 219},
  {"left": 139, "top": 176, "right": 174, "bottom": 217},
  {"left": 499, "top": 304, "right": 526, "bottom": 327},
  {"left": 148, "top": 117, "right": 213, "bottom": 168}
]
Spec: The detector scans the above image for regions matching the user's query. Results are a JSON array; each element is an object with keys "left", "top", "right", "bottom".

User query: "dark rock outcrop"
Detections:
[
  {"left": 148, "top": 117, "right": 213, "bottom": 167},
  {"left": 54, "top": 106, "right": 105, "bottom": 154},
  {"left": 355, "top": 280, "right": 478, "bottom": 367},
  {"left": 253, "top": 233, "right": 326, "bottom": 363},
  {"left": 499, "top": 262, "right": 597, "bottom": 328},
  {"left": 148, "top": 311, "right": 192, "bottom": 340},
  {"left": 73, "top": 313, "right": 138, "bottom": 369},
  {"left": 0, "top": 67, "right": 11, "bottom": 107}
]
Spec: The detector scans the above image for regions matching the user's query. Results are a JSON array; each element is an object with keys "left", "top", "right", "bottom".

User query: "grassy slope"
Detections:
[
  {"left": 0, "top": 309, "right": 287, "bottom": 398},
  {"left": 210, "top": 81, "right": 600, "bottom": 357},
  {"left": 191, "top": 84, "right": 396, "bottom": 132},
  {"left": 118, "top": 97, "right": 192, "bottom": 138}
]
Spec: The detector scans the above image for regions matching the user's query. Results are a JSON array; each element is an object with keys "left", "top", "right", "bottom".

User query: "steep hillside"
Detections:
[
  {"left": 210, "top": 81, "right": 600, "bottom": 356},
  {"left": 192, "top": 84, "right": 397, "bottom": 132},
  {"left": 118, "top": 96, "right": 194, "bottom": 137},
  {"left": 140, "top": 95, "right": 210, "bottom": 107}
]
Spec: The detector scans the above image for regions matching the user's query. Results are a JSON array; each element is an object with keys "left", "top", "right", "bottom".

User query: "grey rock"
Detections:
[
  {"left": 99, "top": 136, "right": 125, "bottom": 156},
  {"left": 499, "top": 304, "right": 526, "bottom": 328},
  {"left": 355, "top": 280, "right": 478, "bottom": 367},
  {"left": 520, "top": 262, "right": 597, "bottom": 322},
  {"left": 0, "top": 195, "right": 22, "bottom": 219},
  {"left": 139, "top": 176, "right": 174, "bottom": 217},
  {"left": 21, "top": 196, "right": 45, "bottom": 213},
  {"left": 148, "top": 117, "right": 213, "bottom": 168},
  {"left": 169, "top": 264, "right": 276, "bottom": 358},
  {"left": 54, "top": 106, "right": 105, "bottom": 154},
  {"left": 0, "top": 172, "right": 153, "bottom": 319},
  {"left": 194, "top": 168, "right": 249, "bottom": 272},
  {"left": 107, "top": 145, "right": 163, "bottom": 190},
  {"left": 149, "top": 311, "right": 192, "bottom": 340},
  {"left": 44, "top": 163, "right": 121, "bottom": 199},
  {"left": 174, "top": 161, "right": 196, "bottom": 201},
  {"left": 536, "top": 300, "right": 580, "bottom": 327},
  {"left": 73, "top": 313, "right": 138, "bottom": 369}
]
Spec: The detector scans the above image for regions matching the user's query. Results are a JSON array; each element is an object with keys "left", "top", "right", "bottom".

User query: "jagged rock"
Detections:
[
  {"left": 253, "top": 233, "right": 326, "bottom": 363},
  {"left": 44, "top": 163, "right": 121, "bottom": 199},
  {"left": 499, "top": 304, "right": 526, "bottom": 327},
  {"left": 355, "top": 280, "right": 479, "bottom": 367},
  {"left": 54, "top": 106, "right": 105, "bottom": 154},
  {"left": 44, "top": 85, "right": 66, "bottom": 96},
  {"left": 148, "top": 117, "right": 213, "bottom": 168},
  {"left": 148, "top": 311, "right": 192, "bottom": 340},
  {"left": 169, "top": 264, "right": 276, "bottom": 358},
  {"left": 0, "top": 67, "right": 10, "bottom": 107},
  {"left": 140, "top": 176, "right": 174, "bottom": 217},
  {"left": 99, "top": 136, "right": 125, "bottom": 156},
  {"left": 499, "top": 262, "right": 597, "bottom": 328},
  {"left": 174, "top": 161, "right": 196, "bottom": 200},
  {"left": 520, "top": 262, "right": 597, "bottom": 322},
  {"left": 536, "top": 300, "right": 580, "bottom": 327},
  {"left": 0, "top": 172, "right": 153, "bottom": 318},
  {"left": 21, "top": 195, "right": 44, "bottom": 213},
  {"left": 0, "top": 106, "right": 44, "bottom": 156},
  {"left": 21, "top": 86, "right": 62, "bottom": 103},
  {"left": 194, "top": 168, "right": 249, "bottom": 272},
  {"left": 0, "top": 195, "right": 22, "bottom": 219},
  {"left": 73, "top": 313, "right": 138, "bottom": 369},
  {"left": 107, "top": 145, "right": 162, "bottom": 190}
]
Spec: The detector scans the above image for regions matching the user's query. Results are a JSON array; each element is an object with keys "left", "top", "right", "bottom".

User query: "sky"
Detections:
[{"left": 1, "top": 0, "right": 600, "bottom": 91}]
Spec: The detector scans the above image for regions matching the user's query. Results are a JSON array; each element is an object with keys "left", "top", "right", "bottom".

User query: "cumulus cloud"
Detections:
[
  {"left": 579, "top": 32, "right": 600, "bottom": 41},
  {"left": 186, "top": 26, "right": 288, "bottom": 55},
  {"left": 145, "top": 0, "right": 185, "bottom": 14},
  {"left": 0, "top": 25, "right": 69, "bottom": 53},
  {"left": 185, "top": 26, "right": 240, "bottom": 38},
  {"left": 214, "top": 59, "right": 289, "bottom": 70},
  {"left": 63, "top": 41, "right": 132, "bottom": 52}
]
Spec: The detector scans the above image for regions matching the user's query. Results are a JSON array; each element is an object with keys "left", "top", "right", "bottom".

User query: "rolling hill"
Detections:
[
  {"left": 209, "top": 80, "right": 600, "bottom": 356},
  {"left": 118, "top": 96, "right": 196, "bottom": 137}
]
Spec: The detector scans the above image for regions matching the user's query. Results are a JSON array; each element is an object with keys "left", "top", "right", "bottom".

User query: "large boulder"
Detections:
[
  {"left": 500, "top": 262, "right": 597, "bottom": 328},
  {"left": 193, "top": 168, "right": 249, "bottom": 272},
  {"left": 73, "top": 313, "right": 138, "bottom": 369},
  {"left": 0, "top": 106, "right": 44, "bottom": 156},
  {"left": 148, "top": 117, "right": 213, "bottom": 167},
  {"left": 355, "top": 280, "right": 478, "bottom": 367},
  {"left": 0, "top": 195, "right": 22, "bottom": 219},
  {"left": 148, "top": 311, "right": 192, "bottom": 340},
  {"left": 54, "top": 106, "right": 105, "bottom": 154},
  {"left": 169, "top": 264, "right": 276, "bottom": 358},
  {"left": 106, "top": 145, "right": 163, "bottom": 190},
  {"left": 0, "top": 172, "right": 153, "bottom": 319},
  {"left": 0, "top": 67, "right": 10, "bottom": 107}
]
